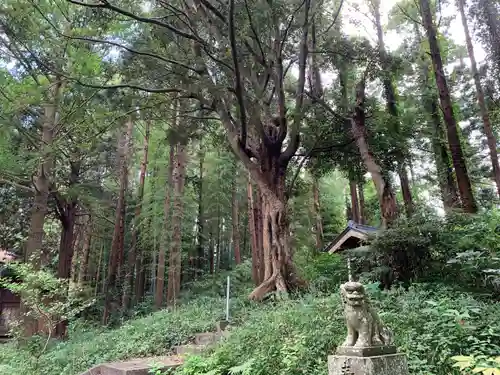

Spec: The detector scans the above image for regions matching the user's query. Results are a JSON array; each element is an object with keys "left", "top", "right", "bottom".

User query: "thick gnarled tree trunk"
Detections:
[
  {"left": 247, "top": 176, "right": 263, "bottom": 286},
  {"left": 245, "top": 144, "right": 304, "bottom": 300}
]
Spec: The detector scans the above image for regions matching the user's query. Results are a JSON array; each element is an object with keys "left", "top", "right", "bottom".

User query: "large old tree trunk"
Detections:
[
  {"left": 245, "top": 139, "right": 304, "bottom": 301},
  {"left": 457, "top": 0, "right": 500, "bottom": 197},
  {"left": 352, "top": 79, "right": 398, "bottom": 228},
  {"left": 247, "top": 176, "right": 262, "bottom": 285},
  {"left": 420, "top": 0, "right": 478, "bottom": 213}
]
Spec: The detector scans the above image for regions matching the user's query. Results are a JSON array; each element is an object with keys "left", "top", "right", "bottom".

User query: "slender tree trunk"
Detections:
[
  {"left": 480, "top": 0, "right": 500, "bottom": 76},
  {"left": 247, "top": 177, "right": 260, "bottom": 285},
  {"left": 25, "top": 78, "right": 63, "bottom": 265},
  {"left": 398, "top": 166, "right": 414, "bottom": 217},
  {"left": 209, "top": 226, "right": 215, "bottom": 274},
  {"left": 429, "top": 96, "right": 461, "bottom": 209},
  {"left": 166, "top": 142, "right": 187, "bottom": 306},
  {"left": 215, "top": 202, "right": 221, "bottom": 272},
  {"left": 349, "top": 180, "right": 360, "bottom": 223},
  {"left": 132, "top": 121, "right": 150, "bottom": 304},
  {"left": 420, "top": 0, "right": 478, "bottom": 213},
  {"left": 414, "top": 22, "right": 460, "bottom": 209},
  {"left": 94, "top": 240, "right": 104, "bottom": 297},
  {"left": 102, "top": 118, "right": 133, "bottom": 324},
  {"left": 372, "top": 0, "right": 414, "bottom": 217},
  {"left": 232, "top": 169, "right": 241, "bottom": 265},
  {"left": 358, "top": 182, "right": 366, "bottom": 224},
  {"left": 121, "top": 120, "right": 150, "bottom": 309},
  {"left": 23, "top": 78, "right": 64, "bottom": 337},
  {"left": 312, "top": 177, "right": 324, "bottom": 249},
  {"left": 352, "top": 79, "right": 398, "bottom": 228},
  {"left": 70, "top": 223, "right": 82, "bottom": 284},
  {"left": 155, "top": 142, "right": 175, "bottom": 309},
  {"left": 457, "top": 0, "right": 500, "bottom": 196},
  {"left": 195, "top": 142, "right": 205, "bottom": 278},
  {"left": 55, "top": 201, "right": 76, "bottom": 338},
  {"left": 78, "top": 216, "right": 92, "bottom": 286}
]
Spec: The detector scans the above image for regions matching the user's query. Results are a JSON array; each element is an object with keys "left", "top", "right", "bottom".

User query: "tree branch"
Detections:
[
  {"left": 67, "top": 0, "right": 201, "bottom": 42},
  {"left": 229, "top": 0, "right": 247, "bottom": 148},
  {"left": 280, "top": 0, "right": 311, "bottom": 164},
  {"left": 0, "top": 178, "right": 35, "bottom": 193}
]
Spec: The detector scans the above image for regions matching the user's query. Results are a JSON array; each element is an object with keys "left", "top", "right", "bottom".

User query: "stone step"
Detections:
[
  {"left": 174, "top": 344, "right": 206, "bottom": 356},
  {"left": 79, "top": 356, "right": 183, "bottom": 375},
  {"left": 194, "top": 332, "right": 219, "bottom": 346}
]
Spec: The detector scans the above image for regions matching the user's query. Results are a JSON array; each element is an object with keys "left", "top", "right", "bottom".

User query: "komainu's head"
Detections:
[{"left": 340, "top": 281, "right": 367, "bottom": 307}]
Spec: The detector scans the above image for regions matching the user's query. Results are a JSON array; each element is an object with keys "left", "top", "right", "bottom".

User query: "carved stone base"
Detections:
[
  {"left": 336, "top": 345, "right": 397, "bottom": 357},
  {"left": 328, "top": 353, "right": 409, "bottom": 375}
]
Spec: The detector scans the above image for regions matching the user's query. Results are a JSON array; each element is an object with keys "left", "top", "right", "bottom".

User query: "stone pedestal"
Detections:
[{"left": 328, "top": 348, "right": 409, "bottom": 375}]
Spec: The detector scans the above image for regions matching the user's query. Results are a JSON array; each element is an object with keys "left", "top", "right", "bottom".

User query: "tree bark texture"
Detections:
[
  {"left": 166, "top": 142, "right": 187, "bottom": 306},
  {"left": 420, "top": 0, "right": 478, "bottom": 213},
  {"left": 414, "top": 21, "right": 461, "bottom": 209},
  {"left": 155, "top": 141, "right": 175, "bottom": 310},
  {"left": 232, "top": 169, "right": 241, "bottom": 265},
  {"left": 312, "top": 177, "right": 323, "bottom": 249},
  {"left": 349, "top": 180, "right": 360, "bottom": 223},
  {"left": 195, "top": 142, "right": 205, "bottom": 278},
  {"left": 78, "top": 216, "right": 92, "bottom": 286},
  {"left": 23, "top": 78, "right": 64, "bottom": 337},
  {"left": 247, "top": 177, "right": 262, "bottom": 285},
  {"left": 102, "top": 118, "right": 133, "bottom": 324},
  {"left": 351, "top": 79, "right": 398, "bottom": 228},
  {"left": 372, "top": 0, "right": 414, "bottom": 217},
  {"left": 358, "top": 182, "right": 366, "bottom": 224},
  {"left": 457, "top": 0, "right": 500, "bottom": 197},
  {"left": 122, "top": 120, "right": 150, "bottom": 308}
]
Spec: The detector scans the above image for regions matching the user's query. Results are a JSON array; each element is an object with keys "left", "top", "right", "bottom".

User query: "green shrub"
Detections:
[
  {"left": 0, "top": 296, "right": 243, "bottom": 375},
  {"left": 298, "top": 252, "right": 348, "bottom": 294},
  {"left": 361, "top": 210, "right": 500, "bottom": 293},
  {"left": 178, "top": 284, "right": 500, "bottom": 375}
]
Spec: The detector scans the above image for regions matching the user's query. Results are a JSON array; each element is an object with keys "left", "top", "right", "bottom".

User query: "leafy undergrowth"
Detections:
[
  {"left": 1, "top": 283, "right": 499, "bottom": 375},
  {"left": 178, "top": 284, "right": 500, "bottom": 375},
  {"left": 0, "top": 296, "right": 253, "bottom": 375}
]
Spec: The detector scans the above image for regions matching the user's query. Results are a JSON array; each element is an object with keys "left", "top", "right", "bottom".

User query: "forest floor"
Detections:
[{"left": 0, "top": 264, "right": 499, "bottom": 375}]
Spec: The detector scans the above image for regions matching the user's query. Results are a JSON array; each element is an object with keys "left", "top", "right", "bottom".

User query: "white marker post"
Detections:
[
  {"left": 347, "top": 257, "right": 353, "bottom": 282},
  {"left": 225, "top": 276, "right": 230, "bottom": 321}
]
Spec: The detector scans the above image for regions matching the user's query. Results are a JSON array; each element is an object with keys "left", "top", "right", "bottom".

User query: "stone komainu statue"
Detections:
[{"left": 340, "top": 281, "right": 394, "bottom": 348}]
